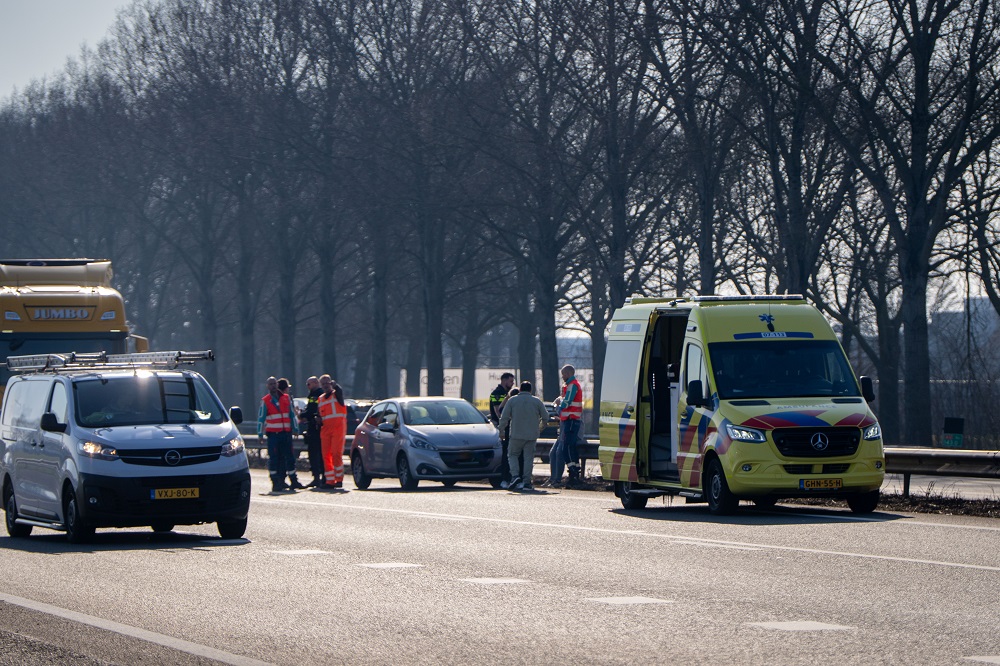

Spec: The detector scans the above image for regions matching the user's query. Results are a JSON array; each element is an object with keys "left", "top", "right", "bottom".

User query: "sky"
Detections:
[{"left": 0, "top": 0, "right": 127, "bottom": 99}]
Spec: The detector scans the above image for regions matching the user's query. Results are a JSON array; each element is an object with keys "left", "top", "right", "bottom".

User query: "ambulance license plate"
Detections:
[
  {"left": 151, "top": 487, "right": 200, "bottom": 500},
  {"left": 800, "top": 478, "right": 842, "bottom": 490}
]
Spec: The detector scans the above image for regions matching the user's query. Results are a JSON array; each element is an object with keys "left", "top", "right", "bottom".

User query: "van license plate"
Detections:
[
  {"left": 151, "top": 488, "right": 200, "bottom": 500},
  {"left": 800, "top": 478, "right": 842, "bottom": 490}
]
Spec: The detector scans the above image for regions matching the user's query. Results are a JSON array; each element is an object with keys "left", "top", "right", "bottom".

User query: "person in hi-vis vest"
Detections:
[
  {"left": 317, "top": 374, "right": 348, "bottom": 490},
  {"left": 257, "top": 376, "right": 302, "bottom": 492}
]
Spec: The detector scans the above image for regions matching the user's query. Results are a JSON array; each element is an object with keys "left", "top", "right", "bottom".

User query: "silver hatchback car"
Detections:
[{"left": 350, "top": 397, "right": 503, "bottom": 490}]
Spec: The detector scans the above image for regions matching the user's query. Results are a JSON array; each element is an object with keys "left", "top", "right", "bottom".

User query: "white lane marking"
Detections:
[
  {"left": 750, "top": 621, "right": 853, "bottom": 631},
  {"left": 273, "top": 549, "right": 330, "bottom": 555},
  {"left": 460, "top": 578, "right": 531, "bottom": 585},
  {"left": 356, "top": 563, "right": 423, "bottom": 569},
  {"left": 253, "top": 497, "right": 1000, "bottom": 572},
  {"left": 668, "top": 540, "right": 761, "bottom": 552},
  {"left": 587, "top": 597, "right": 672, "bottom": 605},
  {"left": 966, "top": 657, "right": 1000, "bottom": 664},
  {"left": 0, "top": 591, "right": 275, "bottom": 666}
]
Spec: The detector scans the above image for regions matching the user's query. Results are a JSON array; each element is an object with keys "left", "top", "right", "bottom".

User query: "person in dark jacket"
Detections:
[
  {"left": 489, "top": 373, "right": 516, "bottom": 484},
  {"left": 299, "top": 375, "right": 324, "bottom": 488}
]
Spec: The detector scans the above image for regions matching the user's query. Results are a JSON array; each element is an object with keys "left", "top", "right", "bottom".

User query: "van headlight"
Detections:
[
  {"left": 78, "top": 441, "right": 119, "bottom": 460},
  {"left": 725, "top": 424, "right": 767, "bottom": 443},
  {"left": 410, "top": 436, "right": 438, "bottom": 451},
  {"left": 863, "top": 423, "right": 882, "bottom": 440},
  {"left": 221, "top": 436, "right": 245, "bottom": 457}
]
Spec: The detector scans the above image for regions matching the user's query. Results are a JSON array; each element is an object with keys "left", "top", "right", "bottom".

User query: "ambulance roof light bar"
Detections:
[{"left": 3, "top": 350, "right": 214, "bottom": 372}]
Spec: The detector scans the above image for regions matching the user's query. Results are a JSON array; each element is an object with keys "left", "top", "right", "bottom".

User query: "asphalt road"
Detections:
[{"left": 1, "top": 468, "right": 999, "bottom": 665}]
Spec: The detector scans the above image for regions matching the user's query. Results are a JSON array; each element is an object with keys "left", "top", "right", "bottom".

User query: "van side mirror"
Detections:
[
  {"left": 40, "top": 412, "right": 67, "bottom": 433},
  {"left": 229, "top": 406, "right": 244, "bottom": 425},
  {"left": 687, "top": 380, "right": 708, "bottom": 408},
  {"left": 860, "top": 376, "right": 875, "bottom": 403}
]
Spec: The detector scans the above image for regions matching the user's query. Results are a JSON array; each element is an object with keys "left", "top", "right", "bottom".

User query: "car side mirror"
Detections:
[
  {"left": 860, "top": 376, "right": 875, "bottom": 403},
  {"left": 687, "top": 380, "right": 708, "bottom": 408},
  {"left": 377, "top": 421, "right": 395, "bottom": 432},
  {"left": 40, "top": 412, "right": 67, "bottom": 433},
  {"left": 229, "top": 406, "right": 244, "bottom": 425}
]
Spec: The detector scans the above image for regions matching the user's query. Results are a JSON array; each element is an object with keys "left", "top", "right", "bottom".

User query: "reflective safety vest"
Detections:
[
  {"left": 262, "top": 393, "right": 293, "bottom": 432},
  {"left": 560, "top": 378, "right": 584, "bottom": 421},
  {"left": 318, "top": 392, "right": 347, "bottom": 423}
]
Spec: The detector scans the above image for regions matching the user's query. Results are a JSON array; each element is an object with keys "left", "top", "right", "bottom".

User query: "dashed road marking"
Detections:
[
  {"left": 356, "top": 562, "right": 423, "bottom": 569},
  {"left": 749, "top": 621, "right": 853, "bottom": 631},
  {"left": 587, "top": 596, "right": 672, "bottom": 605},
  {"left": 460, "top": 578, "right": 531, "bottom": 584},
  {"left": 0, "top": 591, "right": 276, "bottom": 666}
]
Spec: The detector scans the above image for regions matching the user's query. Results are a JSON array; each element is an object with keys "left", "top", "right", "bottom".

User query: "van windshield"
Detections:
[
  {"left": 72, "top": 375, "right": 226, "bottom": 427},
  {"left": 708, "top": 340, "right": 861, "bottom": 399}
]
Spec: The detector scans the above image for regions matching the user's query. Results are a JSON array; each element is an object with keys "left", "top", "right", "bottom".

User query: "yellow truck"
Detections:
[
  {"left": 0, "top": 259, "right": 147, "bottom": 400},
  {"left": 599, "top": 295, "right": 884, "bottom": 514}
]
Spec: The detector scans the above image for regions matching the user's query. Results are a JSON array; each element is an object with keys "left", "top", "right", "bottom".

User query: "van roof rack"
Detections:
[{"left": 3, "top": 350, "right": 214, "bottom": 372}]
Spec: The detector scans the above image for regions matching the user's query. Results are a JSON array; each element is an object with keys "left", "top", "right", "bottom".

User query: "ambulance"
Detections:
[{"left": 598, "top": 295, "right": 884, "bottom": 514}]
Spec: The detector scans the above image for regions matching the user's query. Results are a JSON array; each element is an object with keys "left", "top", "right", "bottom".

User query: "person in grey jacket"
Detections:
[{"left": 497, "top": 381, "right": 550, "bottom": 491}]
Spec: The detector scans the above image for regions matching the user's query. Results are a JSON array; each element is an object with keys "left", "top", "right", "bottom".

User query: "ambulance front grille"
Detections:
[
  {"left": 783, "top": 463, "right": 852, "bottom": 474},
  {"left": 771, "top": 427, "right": 860, "bottom": 458}
]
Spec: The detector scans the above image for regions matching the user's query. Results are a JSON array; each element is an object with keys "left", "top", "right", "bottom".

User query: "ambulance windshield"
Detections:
[{"left": 708, "top": 340, "right": 860, "bottom": 399}]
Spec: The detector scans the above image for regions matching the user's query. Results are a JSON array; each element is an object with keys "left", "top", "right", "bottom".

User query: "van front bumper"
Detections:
[{"left": 77, "top": 470, "right": 251, "bottom": 528}]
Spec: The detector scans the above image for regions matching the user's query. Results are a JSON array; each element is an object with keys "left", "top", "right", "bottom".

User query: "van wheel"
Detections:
[
  {"left": 397, "top": 455, "right": 418, "bottom": 490},
  {"left": 352, "top": 453, "right": 372, "bottom": 490},
  {"left": 217, "top": 517, "right": 247, "bottom": 539},
  {"left": 617, "top": 481, "right": 648, "bottom": 510},
  {"left": 704, "top": 458, "right": 738, "bottom": 515},
  {"left": 847, "top": 490, "right": 880, "bottom": 514},
  {"left": 4, "top": 486, "right": 31, "bottom": 538},
  {"left": 64, "top": 488, "right": 95, "bottom": 544}
]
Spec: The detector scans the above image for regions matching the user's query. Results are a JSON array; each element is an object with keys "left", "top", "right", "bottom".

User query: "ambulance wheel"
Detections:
[
  {"left": 753, "top": 497, "right": 777, "bottom": 509},
  {"left": 352, "top": 453, "right": 372, "bottom": 490},
  {"left": 64, "top": 487, "right": 95, "bottom": 544},
  {"left": 217, "top": 517, "right": 247, "bottom": 539},
  {"left": 617, "top": 481, "right": 648, "bottom": 510},
  {"left": 705, "top": 458, "right": 738, "bottom": 515},
  {"left": 397, "top": 454, "right": 419, "bottom": 490},
  {"left": 847, "top": 490, "right": 880, "bottom": 514},
  {"left": 4, "top": 485, "right": 31, "bottom": 538}
]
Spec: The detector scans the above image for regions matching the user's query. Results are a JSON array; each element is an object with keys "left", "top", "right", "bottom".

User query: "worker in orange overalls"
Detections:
[{"left": 317, "top": 374, "right": 348, "bottom": 490}]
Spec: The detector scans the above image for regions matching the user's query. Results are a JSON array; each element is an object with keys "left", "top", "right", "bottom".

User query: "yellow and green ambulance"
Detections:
[{"left": 599, "top": 295, "right": 884, "bottom": 514}]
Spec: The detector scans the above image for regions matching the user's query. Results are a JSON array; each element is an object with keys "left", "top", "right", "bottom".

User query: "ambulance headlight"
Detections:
[
  {"left": 221, "top": 436, "right": 245, "bottom": 457},
  {"left": 863, "top": 423, "right": 882, "bottom": 440},
  {"left": 726, "top": 424, "right": 767, "bottom": 442},
  {"left": 79, "top": 441, "right": 119, "bottom": 460}
]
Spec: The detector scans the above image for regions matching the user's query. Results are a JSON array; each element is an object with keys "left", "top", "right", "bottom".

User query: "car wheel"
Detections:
[
  {"left": 488, "top": 476, "right": 504, "bottom": 489},
  {"left": 352, "top": 452, "right": 372, "bottom": 490},
  {"left": 616, "top": 481, "right": 648, "bottom": 510},
  {"left": 4, "top": 486, "right": 31, "bottom": 538},
  {"left": 397, "top": 455, "right": 418, "bottom": 490},
  {"left": 704, "top": 458, "right": 738, "bottom": 515},
  {"left": 442, "top": 480, "right": 457, "bottom": 488},
  {"left": 64, "top": 487, "right": 95, "bottom": 544},
  {"left": 151, "top": 522, "right": 174, "bottom": 533},
  {"left": 217, "top": 517, "right": 248, "bottom": 539},
  {"left": 847, "top": 489, "right": 880, "bottom": 514}
]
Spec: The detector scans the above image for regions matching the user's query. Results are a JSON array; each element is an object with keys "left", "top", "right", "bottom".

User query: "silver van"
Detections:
[{"left": 0, "top": 351, "right": 250, "bottom": 542}]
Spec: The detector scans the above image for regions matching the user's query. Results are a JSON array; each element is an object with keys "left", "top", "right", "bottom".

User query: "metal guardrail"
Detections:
[{"left": 244, "top": 436, "right": 1000, "bottom": 498}]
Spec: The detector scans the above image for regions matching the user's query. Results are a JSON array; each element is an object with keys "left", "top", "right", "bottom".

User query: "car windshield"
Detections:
[
  {"left": 402, "top": 400, "right": 488, "bottom": 426},
  {"left": 73, "top": 374, "right": 226, "bottom": 427},
  {"left": 708, "top": 340, "right": 861, "bottom": 399}
]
